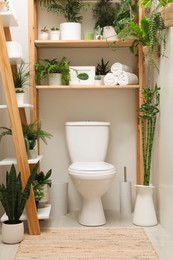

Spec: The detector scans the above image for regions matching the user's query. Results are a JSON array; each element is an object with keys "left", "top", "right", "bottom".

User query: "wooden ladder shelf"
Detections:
[{"left": 0, "top": 15, "right": 40, "bottom": 235}]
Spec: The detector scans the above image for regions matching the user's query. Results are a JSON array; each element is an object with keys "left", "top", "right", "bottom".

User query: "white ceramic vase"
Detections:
[
  {"left": 50, "top": 30, "right": 60, "bottom": 41},
  {"left": 102, "top": 26, "right": 118, "bottom": 41},
  {"left": 16, "top": 92, "right": 25, "bottom": 106},
  {"left": 2, "top": 221, "right": 24, "bottom": 244},
  {"left": 60, "top": 22, "right": 81, "bottom": 40},
  {"left": 28, "top": 148, "right": 38, "bottom": 159},
  {"left": 48, "top": 73, "right": 62, "bottom": 86},
  {"left": 133, "top": 185, "right": 157, "bottom": 227}
]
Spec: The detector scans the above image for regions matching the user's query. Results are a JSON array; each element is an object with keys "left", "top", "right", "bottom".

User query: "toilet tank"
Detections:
[{"left": 65, "top": 121, "right": 110, "bottom": 162}]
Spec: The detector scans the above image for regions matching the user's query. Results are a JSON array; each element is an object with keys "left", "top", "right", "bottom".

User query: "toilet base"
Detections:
[{"left": 78, "top": 198, "right": 106, "bottom": 226}]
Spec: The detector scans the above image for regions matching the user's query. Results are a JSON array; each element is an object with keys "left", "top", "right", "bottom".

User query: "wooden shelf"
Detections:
[
  {"left": 0, "top": 11, "right": 18, "bottom": 27},
  {"left": 1, "top": 204, "right": 51, "bottom": 222},
  {"left": 35, "top": 39, "right": 134, "bottom": 48},
  {"left": 0, "top": 155, "right": 43, "bottom": 166},
  {"left": 36, "top": 84, "right": 140, "bottom": 89},
  {"left": 0, "top": 104, "right": 33, "bottom": 109}
]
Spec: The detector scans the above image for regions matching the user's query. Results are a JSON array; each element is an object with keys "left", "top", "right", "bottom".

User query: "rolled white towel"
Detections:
[
  {"left": 117, "top": 71, "right": 139, "bottom": 85},
  {"left": 104, "top": 72, "right": 118, "bottom": 86},
  {"left": 111, "top": 63, "right": 133, "bottom": 76}
]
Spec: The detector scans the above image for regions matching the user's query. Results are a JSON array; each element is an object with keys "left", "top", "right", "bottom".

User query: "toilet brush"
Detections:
[{"left": 120, "top": 166, "right": 132, "bottom": 214}]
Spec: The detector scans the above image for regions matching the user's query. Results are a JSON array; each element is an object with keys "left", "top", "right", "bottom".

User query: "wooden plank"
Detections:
[
  {"left": 28, "top": 0, "right": 38, "bottom": 122},
  {"left": 0, "top": 16, "right": 40, "bottom": 235},
  {"left": 36, "top": 85, "right": 140, "bottom": 89},
  {"left": 35, "top": 39, "right": 135, "bottom": 48}
]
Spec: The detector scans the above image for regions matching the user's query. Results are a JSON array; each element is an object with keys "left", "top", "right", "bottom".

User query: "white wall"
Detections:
[{"left": 154, "top": 28, "right": 173, "bottom": 239}]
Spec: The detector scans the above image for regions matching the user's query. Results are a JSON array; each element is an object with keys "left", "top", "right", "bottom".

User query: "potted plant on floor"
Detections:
[
  {"left": 0, "top": 163, "right": 39, "bottom": 244},
  {"left": 37, "top": 0, "right": 88, "bottom": 40},
  {"left": 0, "top": 120, "right": 52, "bottom": 159},
  {"left": 133, "top": 84, "right": 160, "bottom": 227},
  {"left": 13, "top": 62, "right": 30, "bottom": 106},
  {"left": 33, "top": 168, "right": 52, "bottom": 207},
  {"left": 35, "top": 57, "right": 70, "bottom": 85}
]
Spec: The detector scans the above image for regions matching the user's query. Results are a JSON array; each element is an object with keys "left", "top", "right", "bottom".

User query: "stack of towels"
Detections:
[{"left": 104, "top": 62, "right": 139, "bottom": 86}]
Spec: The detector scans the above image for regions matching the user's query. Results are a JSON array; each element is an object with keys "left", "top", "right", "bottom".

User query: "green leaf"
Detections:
[{"left": 77, "top": 73, "right": 89, "bottom": 80}]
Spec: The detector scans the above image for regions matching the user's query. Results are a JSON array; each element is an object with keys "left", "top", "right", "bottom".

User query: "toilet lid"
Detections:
[{"left": 69, "top": 162, "right": 115, "bottom": 172}]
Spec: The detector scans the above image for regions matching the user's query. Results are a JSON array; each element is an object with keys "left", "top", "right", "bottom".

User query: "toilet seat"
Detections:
[{"left": 68, "top": 162, "right": 116, "bottom": 180}]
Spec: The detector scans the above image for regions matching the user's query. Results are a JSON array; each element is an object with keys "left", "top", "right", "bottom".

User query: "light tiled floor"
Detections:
[{"left": 0, "top": 210, "right": 173, "bottom": 260}]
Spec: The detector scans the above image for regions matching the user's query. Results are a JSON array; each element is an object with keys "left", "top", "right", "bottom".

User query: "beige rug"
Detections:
[{"left": 15, "top": 227, "right": 158, "bottom": 260}]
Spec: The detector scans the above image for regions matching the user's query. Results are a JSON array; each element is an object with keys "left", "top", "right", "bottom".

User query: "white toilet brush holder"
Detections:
[{"left": 120, "top": 167, "right": 132, "bottom": 214}]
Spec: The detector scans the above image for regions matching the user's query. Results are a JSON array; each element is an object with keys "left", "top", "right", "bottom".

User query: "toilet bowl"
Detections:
[{"left": 66, "top": 121, "right": 116, "bottom": 226}]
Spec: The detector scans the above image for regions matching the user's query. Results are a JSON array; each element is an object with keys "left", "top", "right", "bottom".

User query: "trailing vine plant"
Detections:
[{"left": 138, "top": 84, "right": 160, "bottom": 186}]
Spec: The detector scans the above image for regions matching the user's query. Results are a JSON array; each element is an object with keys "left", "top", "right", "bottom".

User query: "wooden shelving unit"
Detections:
[{"left": 29, "top": 0, "right": 144, "bottom": 189}]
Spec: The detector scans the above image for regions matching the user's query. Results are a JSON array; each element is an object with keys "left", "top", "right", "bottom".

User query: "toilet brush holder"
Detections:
[{"left": 120, "top": 167, "right": 132, "bottom": 214}]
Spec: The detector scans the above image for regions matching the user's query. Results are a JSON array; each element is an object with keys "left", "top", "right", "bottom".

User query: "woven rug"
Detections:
[{"left": 15, "top": 227, "right": 158, "bottom": 260}]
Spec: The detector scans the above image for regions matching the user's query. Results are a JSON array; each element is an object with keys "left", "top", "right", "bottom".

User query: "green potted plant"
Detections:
[
  {"left": 133, "top": 84, "right": 160, "bottom": 227},
  {"left": 96, "top": 58, "right": 110, "bottom": 84},
  {"left": 119, "top": 13, "right": 167, "bottom": 70},
  {"left": 50, "top": 26, "right": 60, "bottom": 40},
  {"left": 37, "top": 0, "right": 88, "bottom": 40},
  {"left": 0, "top": 120, "right": 52, "bottom": 159},
  {"left": 35, "top": 57, "right": 70, "bottom": 85},
  {"left": 92, "top": 0, "right": 118, "bottom": 40},
  {"left": 13, "top": 62, "right": 30, "bottom": 106},
  {"left": 0, "top": 163, "right": 39, "bottom": 244},
  {"left": 33, "top": 168, "right": 52, "bottom": 207}
]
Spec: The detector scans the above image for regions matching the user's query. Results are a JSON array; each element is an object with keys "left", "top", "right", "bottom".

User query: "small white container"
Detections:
[
  {"left": 50, "top": 30, "right": 60, "bottom": 41},
  {"left": 60, "top": 22, "right": 81, "bottom": 40}
]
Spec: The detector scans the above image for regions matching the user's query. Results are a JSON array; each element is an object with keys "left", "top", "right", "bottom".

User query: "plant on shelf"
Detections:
[
  {"left": 32, "top": 168, "right": 52, "bottom": 207},
  {"left": 96, "top": 58, "right": 110, "bottom": 76},
  {"left": 0, "top": 120, "right": 52, "bottom": 158},
  {"left": 92, "top": 0, "right": 118, "bottom": 40},
  {"left": 0, "top": 163, "right": 39, "bottom": 244},
  {"left": 35, "top": 57, "right": 70, "bottom": 85},
  {"left": 113, "top": 0, "right": 138, "bottom": 34},
  {"left": 13, "top": 62, "right": 30, "bottom": 93},
  {"left": 119, "top": 12, "right": 167, "bottom": 70},
  {"left": 37, "top": 0, "right": 87, "bottom": 22},
  {"left": 138, "top": 84, "right": 160, "bottom": 186}
]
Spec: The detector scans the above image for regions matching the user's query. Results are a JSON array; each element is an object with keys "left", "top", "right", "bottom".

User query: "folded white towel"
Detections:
[
  {"left": 117, "top": 71, "right": 139, "bottom": 85},
  {"left": 104, "top": 73, "right": 118, "bottom": 86},
  {"left": 111, "top": 63, "right": 133, "bottom": 76}
]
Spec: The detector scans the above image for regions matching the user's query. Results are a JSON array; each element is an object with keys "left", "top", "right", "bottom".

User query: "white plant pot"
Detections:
[
  {"left": 133, "top": 185, "right": 157, "bottom": 227},
  {"left": 39, "top": 31, "right": 49, "bottom": 40},
  {"left": 2, "top": 221, "right": 24, "bottom": 244},
  {"left": 103, "top": 26, "right": 119, "bottom": 41},
  {"left": 39, "top": 184, "right": 49, "bottom": 205},
  {"left": 50, "top": 30, "right": 60, "bottom": 41},
  {"left": 16, "top": 92, "right": 25, "bottom": 106},
  {"left": 48, "top": 73, "right": 62, "bottom": 86},
  {"left": 60, "top": 22, "right": 81, "bottom": 40},
  {"left": 28, "top": 148, "right": 38, "bottom": 159}
]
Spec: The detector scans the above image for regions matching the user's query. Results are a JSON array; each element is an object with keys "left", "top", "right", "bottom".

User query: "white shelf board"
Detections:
[
  {"left": 1, "top": 204, "right": 51, "bottom": 222},
  {"left": 0, "top": 104, "right": 33, "bottom": 109},
  {"left": 0, "top": 11, "right": 18, "bottom": 27},
  {"left": 0, "top": 155, "right": 43, "bottom": 166}
]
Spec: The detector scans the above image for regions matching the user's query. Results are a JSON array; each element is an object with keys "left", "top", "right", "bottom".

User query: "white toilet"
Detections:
[{"left": 65, "top": 121, "right": 116, "bottom": 226}]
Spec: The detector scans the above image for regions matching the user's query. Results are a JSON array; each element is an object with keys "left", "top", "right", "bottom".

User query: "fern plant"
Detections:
[{"left": 0, "top": 163, "right": 39, "bottom": 224}]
